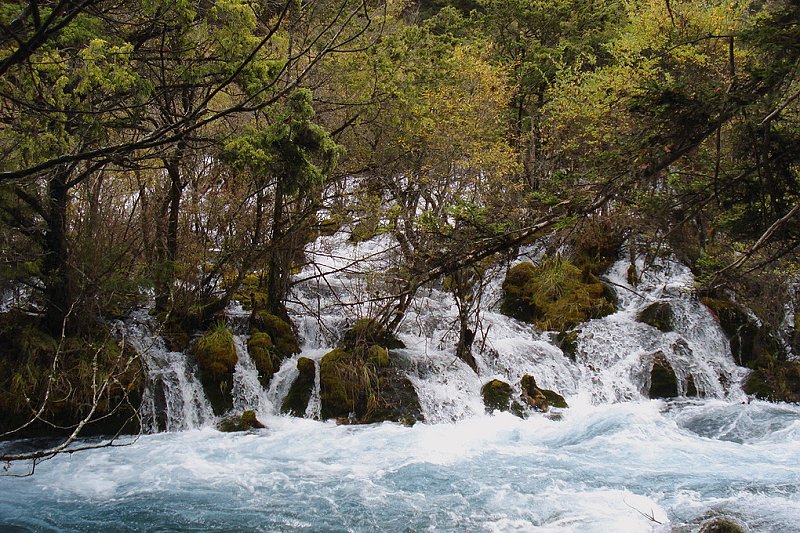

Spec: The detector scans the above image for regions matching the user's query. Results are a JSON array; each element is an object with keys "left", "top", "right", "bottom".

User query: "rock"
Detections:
[
  {"left": 247, "top": 332, "right": 276, "bottom": 389},
  {"left": 649, "top": 352, "right": 679, "bottom": 399},
  {"left": 637, "top": 301, "right": 674, "bottom": 332},
  {"left": 540, "top": 388, "right": 568, "bottom": 408},
  {"left": 520, "top": 374, "right": 569, "bottom": 410},
  {"left": 281, "top": 357, "right": 316, "bottom": 417},
  {"left": 686, "top": 374, "right": 698, "bottom": 397},
  {"left": 251, "top": 312, "right": 300, "bottom": 358},
  {"left": 702, "top": 297, "right": 766, "bottom": 367},
  {"left": 191, "top": 323, "right": 237, "bottom": 414},
  {"left": 743, "top": 356, "right": 800, "bottom": 403},
  {"left": 218, "top": 409, "right": 266, "bottom": 432},
  {"left": 318, "top": 344, "right": 422, "bottom": 424},
  {"left": 554, "top": 330, "right": 580, "bottom": 360},
  {"left": 698, "top": 517, "right": 746, "bottom": 533},
  {"left": 500, "top": 258, "right": 617, "bottom": 331},
  {"left": 482, "top": 379, "right": 514, "bottom": 413}
]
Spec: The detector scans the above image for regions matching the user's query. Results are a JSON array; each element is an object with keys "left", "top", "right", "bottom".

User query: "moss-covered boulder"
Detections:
[
  {"left": 743, "top": 355, "right": 800, "bottom": 403},
  {"left": 218, "top": 409, "right": 266, "bottom": 432},
  {"left": 247, "top": 332, "right": 278, "bottom": 389},
  {"left": 520, "top": 374, "right": 569, "bottom": 411},
  {"left": 251, "top": 311, "right": 300, "bottom": 359},
  {"left": 319, "top": 346, "right": 422, "bottom": 424},
  {"left": 699, "top": 517, "right": 746, "bottom": 533},
  {"left": 501, "top": 258, "right": 617, "bottom": 331},
  {"left": 192, "top": 323, "right": 238, "bottom": 415},
  {"left": 638, "top": 302, "right": 674, "bottom": 332},
  {"left": 341, "top": 318, "right": 405, "bottom": 350},
  {"left": 649, "top": 352, "right": 679, "bottom": 398},
  {"left": 482, "top": 379, "right": 514, "bottom": 413},
  {"left": 281, "top": 357, "right": 316, "bottom": 417}
]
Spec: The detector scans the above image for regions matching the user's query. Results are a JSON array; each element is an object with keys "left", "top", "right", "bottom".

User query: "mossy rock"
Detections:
[
  {"left": 319, "top": 347, "right": 422, "bottom": 424},
  {"left": 743, "top": 357, "right": 800, "bottom": 403},
  {"left": 367, "top": 345, "right": 390, "bottom": 368},
  {"left": 554, "top": 330, "right": 580, "bottom": 360},
  {"left": 192, "top": 323, "right": 237, "bottom": 415},
  {"left": 341, "top": 319, "right": 405, "bottom": 350},
  {"left": 571, "top": 217, "right": 625, "bottom": 276},
  {"left": 482, "top": 379, "right": 513, "bottom": 413},
  {"left": 638, "top": 301, "right": 674, "bottom": 332},
  {"left": 501, "top": 258, "right": 617, "bottom": 331},
  {"left": 702, "top": 297, "right": 773, "bottom": 367},
  {"left": 649, "top": 352, "right": 678, "bottom": 399},
  {"left": 247, "top": 332, "right": 277, "bottom": 389},
  {"left": 252, "top": 311, "right": 300, "bottom": 358},
  {"left": 540, "top": 388, "right": 568, "bottom": 408},
  {"left": 319, "top": 348, "right": 370, "bottom": 419},
  {"left": 699, "top": 517, "right": 746, "bottom": 533},
  {"left": 281, "top": 357, "right": 316, "bottom": 417},
  {"left": 520, "top": 374, "right": 569, "bottom": 411},
  {"left": 218, "top": 409, "right": 266, "bottom": 432}
]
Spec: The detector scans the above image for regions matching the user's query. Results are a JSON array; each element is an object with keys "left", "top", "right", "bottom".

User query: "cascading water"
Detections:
[
  {"left": 3, "top": 233, "right": 799, "bottom": 532},
  {"left": 121, "top": 310, "right": 214, "bottom": 432}
]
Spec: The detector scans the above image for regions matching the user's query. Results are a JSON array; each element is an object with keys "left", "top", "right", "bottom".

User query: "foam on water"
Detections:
[{"left": 1, "top": 400, "right": 798, "bottom": 531}]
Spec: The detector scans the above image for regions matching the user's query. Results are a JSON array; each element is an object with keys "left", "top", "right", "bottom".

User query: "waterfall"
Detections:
[
  {"left": 123, "top": 233, "right": 747, "bottom": 429},
  {"left": 120, "top": 310, "right": 214, "bottom": 432}
]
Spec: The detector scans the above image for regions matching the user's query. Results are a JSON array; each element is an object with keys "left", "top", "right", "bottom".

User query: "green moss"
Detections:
[
  {"left": 540, "top": 388, "right": 568, "bottom": 408},
  {"left": 281, "top": 357, "right": 316, "bottom": 417},
  {"left": 649, "top": 352, "right": 678, "bottom": 398},
  {"left": 342, "top": 319, "right": 404, "bottom": 350},
  {"left": 0, "top": 316, "right": 144, "bottom": 437},
  {"left": 247, "top": 332, "right": 276, "bottom": 388},
  {"left": 481, "top": 379, "right": 513, "bottom": 413},
  {"left": 743, "top": 357, "right": 800, "bottom": 403},
  {"left": 699, "top": 517, "right": 745, "bottom": 533},
  {"left": 252, "top": 312, "right": 300, "bottom": 358},
  {"left": 501, "top": 258, "right": 617, "bottom": 331},
  {"left": 218, "top": 409, "right": 265, "bottom": 432},
  {"left": 638, "top": 302, "right": 674, "bottom": 332},
  {"left": 367, "top": 345, "right": 390, "bottom": 368},
  {"left": 192, "top": 322, "right": 237, "bottom": 415},
  {"left": 320, "top": 348, "right": 370, "bottom": 419}
]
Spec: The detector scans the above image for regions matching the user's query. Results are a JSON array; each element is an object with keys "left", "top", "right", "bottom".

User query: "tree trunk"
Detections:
[{"left": 43, "top": 165, "right": 72, "bottom": 336}]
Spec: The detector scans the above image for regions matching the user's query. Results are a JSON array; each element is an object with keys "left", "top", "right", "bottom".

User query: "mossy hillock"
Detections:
[
  {"left": 0, "top": 313, "right": 144, "bottom": 438},
  {"left": 520, "top": 374, "right": 568, "bottom": 411},
  {"left": 251, "top": 311, "right": 300, "bottom": 358},
  {"left": 316, "top": 320, "right": 421, "bottom": 425},
  {"left": 247, "top": 332, "right": 278, "bottom": 389},
  {"left": 192, "top": 322, "right": 237, "bottom": 415},
  {"left": 501, "top": 257, "right": 617, "bottom": 332}
]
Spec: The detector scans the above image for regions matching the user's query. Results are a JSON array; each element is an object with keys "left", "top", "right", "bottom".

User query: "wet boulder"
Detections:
[
  {"left": 500, "top": 258, "right": 616, "bottom": 331},
  {"left": 247, "top": 332, "right": 278, "bottom": 389},
  {"left": 482, "top": 379, "right": 514, "bottom": 413},
  {"left": 318, "top": 325, "right": 421, "bottom": 424},
  {"left": 698, "top": 517, "right": 746, "bottom": 533},
  {"left": 192, "top": 323, "right": 238, "bottom": 415},
  {"left": 743, "top": 355, "right": 800, "bottom": 403},
  {"left": 648, "top": 352, "right": 679, "bottom": 399},
  {"left": 218, "top": 409, "right": 266, "bottom": 432},
  {"left": 251, "top": 312, "right": 300, "bottom": 359},
  {"left": 281, "top": 357, "right": 316, "bottom": 417},
  {"left": 637, "top": 302, "right": 674, "bottom": 332},
  {"left": 520, "top": 374, "right": 569, "bottom": 411}
]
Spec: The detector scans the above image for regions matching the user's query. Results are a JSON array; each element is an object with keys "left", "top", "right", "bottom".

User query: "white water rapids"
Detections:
[{"left": 1, "top": 234, "right": 798, "bottom": 532}]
